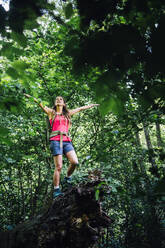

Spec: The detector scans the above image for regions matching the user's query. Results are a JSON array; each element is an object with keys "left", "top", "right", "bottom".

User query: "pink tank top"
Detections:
[{"left": 49, "top": 115, "right": 71, "bottom": 142}]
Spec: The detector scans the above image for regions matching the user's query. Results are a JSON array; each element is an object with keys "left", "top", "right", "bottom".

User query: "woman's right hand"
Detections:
[
  {"left": 24, "top": 93, "right": 31, "bottom": 98},
  {"left": 24, "top": 93, "right": 53, "bottom": 115},
  {"left": 24, "top": 93, "right": 38, "bottom": 103}
]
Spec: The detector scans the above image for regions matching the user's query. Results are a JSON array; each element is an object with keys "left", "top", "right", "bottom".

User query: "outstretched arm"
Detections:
[
  {"left": 24, "top": 93, "right": 53, "bottom": 117},
  {"left": 69, "top": 104, "right": 99, "bottom": 116}
]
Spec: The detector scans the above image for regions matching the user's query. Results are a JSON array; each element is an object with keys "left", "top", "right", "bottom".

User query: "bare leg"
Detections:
[
  {"left": 65, "top": 150, "right": 79, "bottom": 177},
  {"left": 53, "top": 155, "right": 63, "bottom": 186}
]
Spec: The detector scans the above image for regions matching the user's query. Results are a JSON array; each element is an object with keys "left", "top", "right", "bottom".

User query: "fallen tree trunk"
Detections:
[{"left": 0, "top": 180, "right": 111, "bottom": 248}]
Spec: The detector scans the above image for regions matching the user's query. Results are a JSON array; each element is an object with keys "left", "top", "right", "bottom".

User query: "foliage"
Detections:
[{"left": 0, "top": 1, "right": 165, "bottom": 248}]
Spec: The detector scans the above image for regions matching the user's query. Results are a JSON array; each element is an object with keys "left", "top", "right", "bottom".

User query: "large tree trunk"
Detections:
[
  {"left": 143, "top": 124, "right": 157, "bottom": 168},
  {"left": 135, "top": 131, "right": 146, "bottom": 174},
  {"left": 155, "top": 119, "right": 163, "bottom": 148},
  {"left": 0, "top": 180, "right": 111, "bottom": 248}
]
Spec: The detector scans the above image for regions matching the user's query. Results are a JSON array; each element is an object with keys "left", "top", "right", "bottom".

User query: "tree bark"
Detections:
[
  {"left": 0, "top": 180, "right": 111, "bottom": 248},
  {"left": 155, "top": 119, "right": 163, "bottom": 148},
  {"left": 143, "top": 124, "right": 157, "bottom": 168},
  {"left": 134, "top": 129, "right": 148, "bottom": 177}
]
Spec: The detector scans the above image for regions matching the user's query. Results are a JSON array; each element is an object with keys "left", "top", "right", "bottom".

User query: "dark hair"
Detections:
[{"left": 53, "top": 97, "right": 71, "bottom": 125}]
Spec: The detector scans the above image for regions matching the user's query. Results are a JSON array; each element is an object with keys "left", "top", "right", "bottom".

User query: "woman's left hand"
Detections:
[{"left": 90, "top": 104, "right": 100, "bottom": 107}]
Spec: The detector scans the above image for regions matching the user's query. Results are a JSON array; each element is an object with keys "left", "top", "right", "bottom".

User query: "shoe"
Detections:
[
  {"left": 64, "top": 176, "right": 72, "bottom": 185},
  {"left": 62, "top": 177, "right": 72, "bottom": 190},
  {"left": 53, "top": 188, "right": 63, "bottom": 198}
]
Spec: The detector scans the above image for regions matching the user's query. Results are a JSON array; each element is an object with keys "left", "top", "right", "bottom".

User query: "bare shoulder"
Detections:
[
  {"left": 44, "top": 106, "right": 53, "bottom": 113},
  {"left": 44, "top": 106, "right": 55, "bottom": 118}
]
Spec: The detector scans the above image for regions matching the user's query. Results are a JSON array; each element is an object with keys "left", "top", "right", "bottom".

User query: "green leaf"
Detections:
[
  {"left": 12, "top": 61, "right": 28, "bottom": 72},
  {"left": 64, "top": 3, "right": 74, "bottom": 19},
  {"left": 28, "top": 96, "right": 35, "bottom": 103},
  {"left": 11, "top": 32, "right": 27, "bottom": 47},
  {"left": 6, "top": 67, "right": 19, "bottom": 79},
  {"left": 95, "top": 189, "right": 100, "bottom": 201},
  {"left": 119, "top": 16, "right": 126, "bottom": 24},
  {"left": 0, "top": 137, "right": 12, "bottom": 145},
  {"left": 10, "top": 106, "right": 18, "bottom": 113},
  {"left": 0, "top": 44, "right": 23, "bottom": 58},
  {"left": 99, "top": 96, "right": 124, "bottom": 116},
  {"left": 24, "top": 19, "right": 39, "bottom": 30},
  {"left": 0, "top": 126, "right": 9, "bottom": 137}
]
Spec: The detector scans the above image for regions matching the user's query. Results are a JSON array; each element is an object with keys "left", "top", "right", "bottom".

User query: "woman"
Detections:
[{"left": 24, "top": 94, "right": 99, "bottom": 198}]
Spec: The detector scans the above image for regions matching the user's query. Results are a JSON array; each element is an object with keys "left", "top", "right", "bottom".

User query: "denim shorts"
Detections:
[{"left": 50, "top": 141, "right": 74, "bottom": 156}]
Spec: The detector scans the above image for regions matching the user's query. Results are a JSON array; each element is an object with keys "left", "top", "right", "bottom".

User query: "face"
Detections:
[{"left": 55, "top": 96, "right": 65, "bottom": 107}]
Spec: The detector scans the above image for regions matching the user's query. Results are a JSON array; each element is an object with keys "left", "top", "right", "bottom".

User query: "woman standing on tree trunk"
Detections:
[{"left": 24, "top": 94, "right": 99, "bottom": 198}]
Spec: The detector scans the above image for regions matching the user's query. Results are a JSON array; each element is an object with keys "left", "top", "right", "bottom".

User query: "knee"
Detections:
[
  {"left": 71, "top": 163, "right": 79, "bottom": 168},
  {"left": 55, "top": 163, "right": 62, "bottom": 172},
  {"left": 71, "top": 158, "right": 79, "bottom": 166}
]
